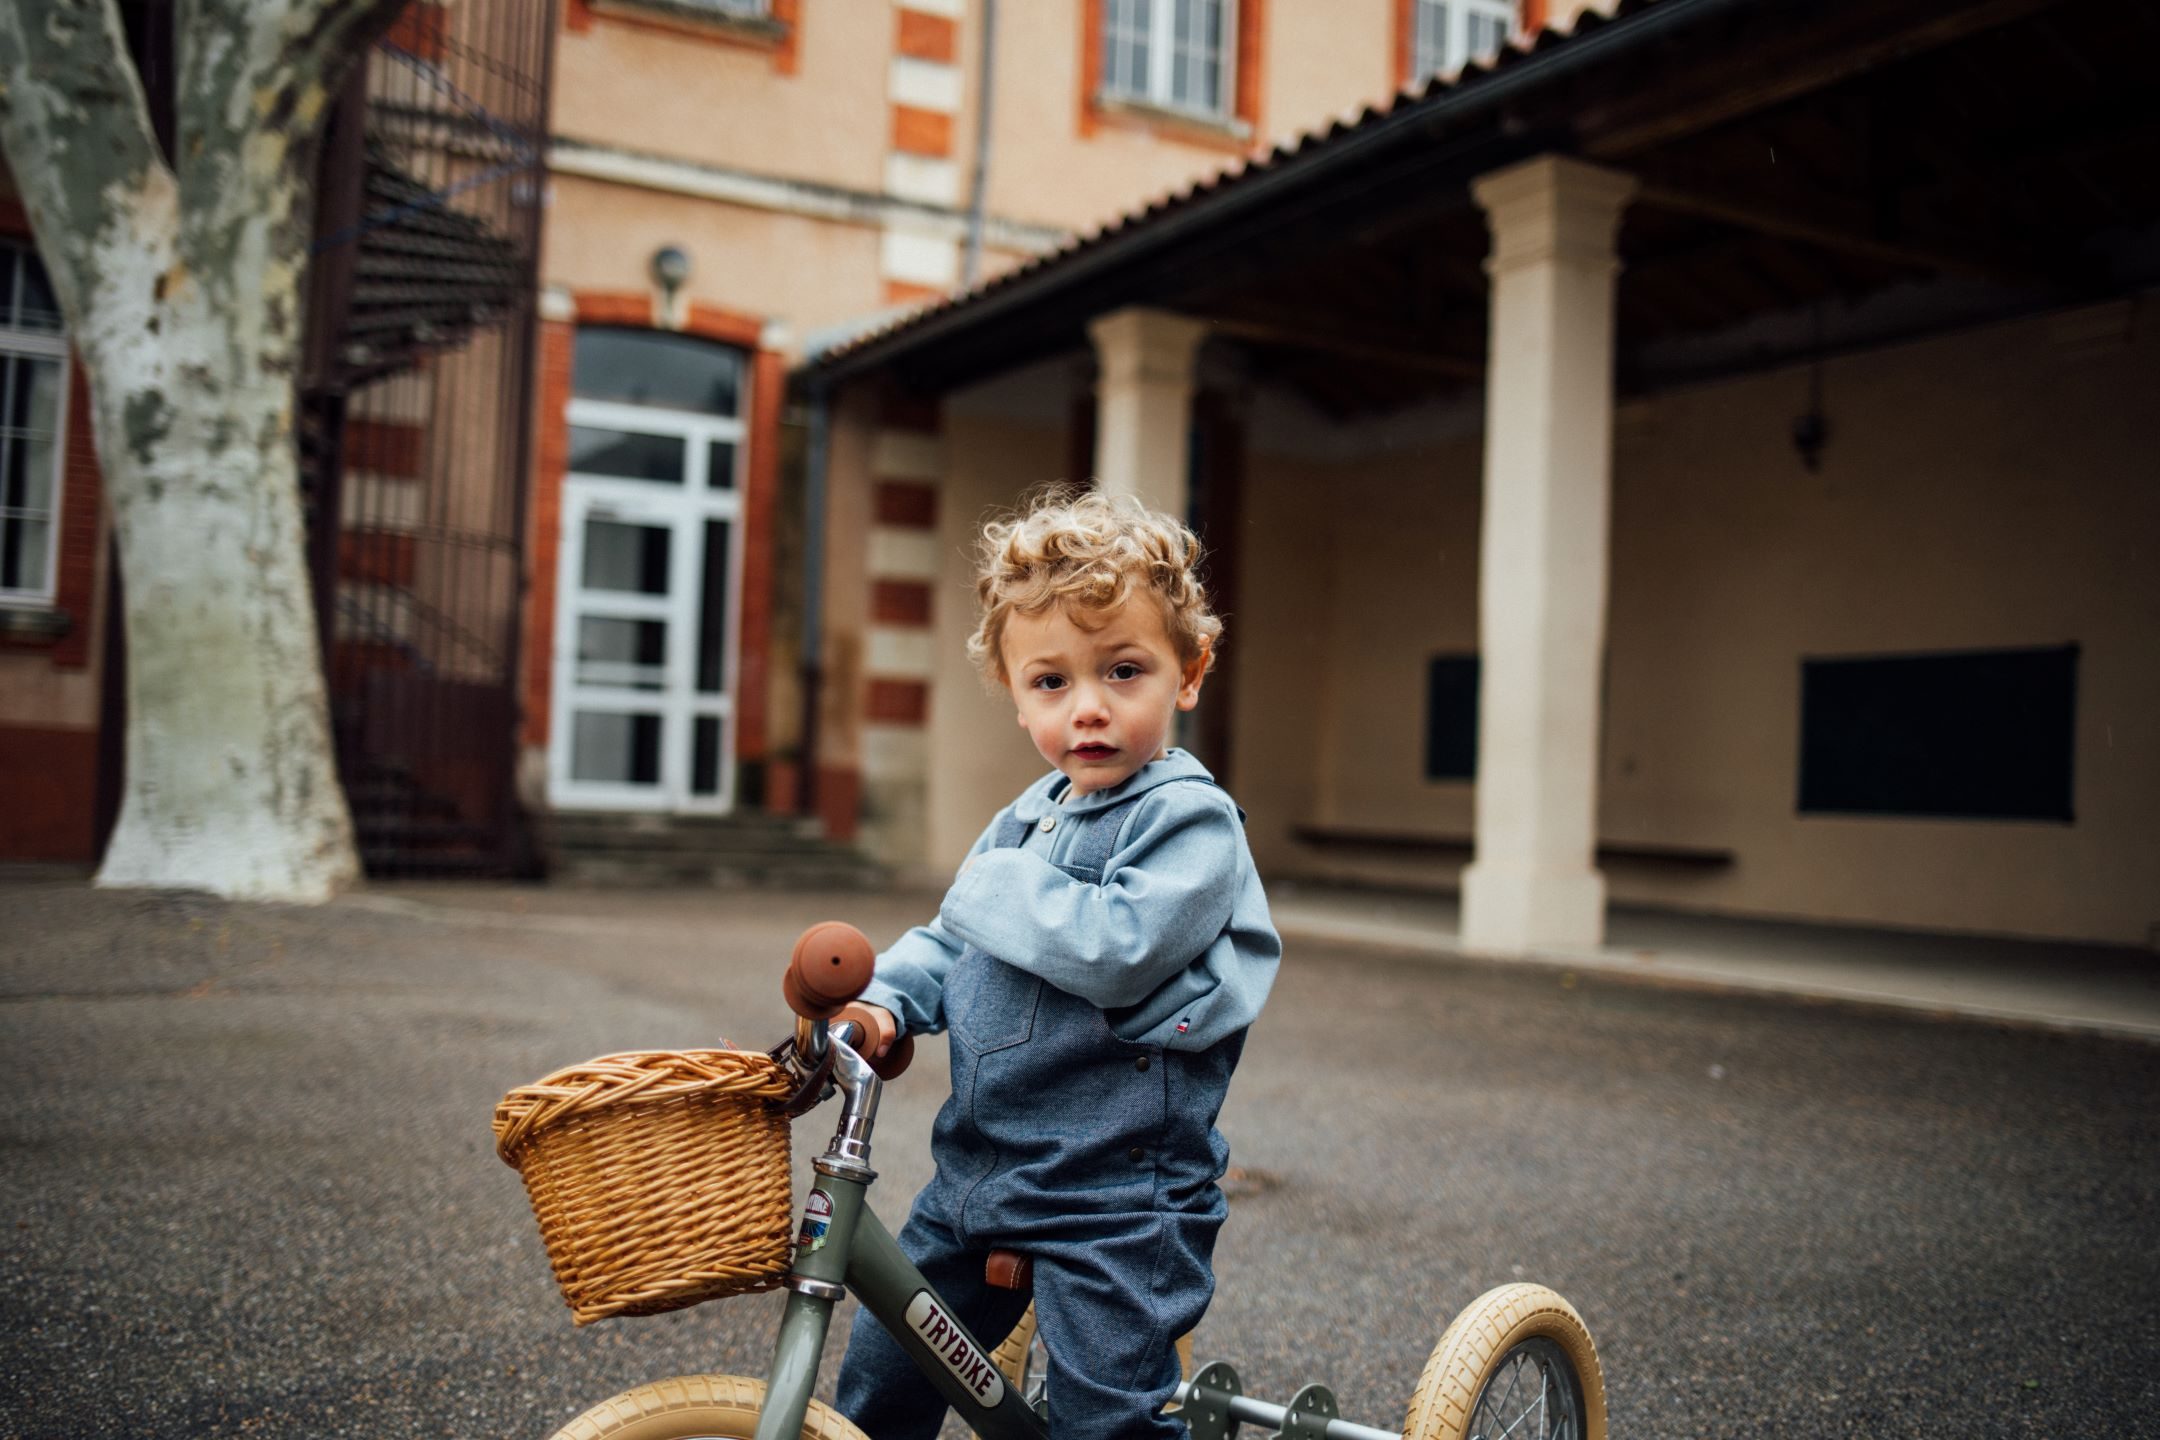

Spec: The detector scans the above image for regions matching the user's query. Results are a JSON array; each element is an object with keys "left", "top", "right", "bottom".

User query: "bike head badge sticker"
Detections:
[
  {"left": 905, "top": 1291, "right": 1007, "bottom": 1407},
  {"left": 796, "top": 1189, "right": 834, "bottom": 1252}
]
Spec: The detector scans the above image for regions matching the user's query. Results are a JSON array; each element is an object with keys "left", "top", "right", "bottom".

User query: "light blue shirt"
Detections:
[{"left": 863, "top": 749, "right": 1280, "bottom": 1052}]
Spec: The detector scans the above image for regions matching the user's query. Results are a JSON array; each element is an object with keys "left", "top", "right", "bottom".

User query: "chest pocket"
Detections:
[
  {"left": 944, "top": 814, "right": 1124, "bottom": 1056},
  {"left": 947, "top": 954, "right": 1040, "bottom": 1053}
]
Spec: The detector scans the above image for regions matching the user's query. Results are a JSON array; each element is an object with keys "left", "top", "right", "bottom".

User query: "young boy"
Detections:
[{"left": 834, "top": 490, "right": 1281, "bottom": 1440}]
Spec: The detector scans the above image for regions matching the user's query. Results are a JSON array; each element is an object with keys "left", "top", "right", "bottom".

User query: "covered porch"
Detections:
[{"left": 803, "top": 0, "right": 2160, "bottom": 952}]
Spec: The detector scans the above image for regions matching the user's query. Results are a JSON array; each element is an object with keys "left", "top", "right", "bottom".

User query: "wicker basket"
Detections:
[{"left": 494, "top": 1048, "right": 797, "bottom": 1325}]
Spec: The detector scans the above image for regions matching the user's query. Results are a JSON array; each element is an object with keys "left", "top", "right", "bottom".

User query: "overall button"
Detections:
[
  {"left": 1038, "top": 815, "right": 1056, "bottom": 833},
  {"left": 1134, "top": 1056, "right": 1151, "bottom": 1072},
  {"left": 1128, "top": 1147, "right": 1146, "bottom": 1162}
]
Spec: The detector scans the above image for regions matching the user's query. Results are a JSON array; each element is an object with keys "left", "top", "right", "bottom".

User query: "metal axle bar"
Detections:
[
  {"left": 1219, "top": 1395, "right": 1396, "bottom": 1440},
  {"left": 1175, "top": 1366, "right": 1398, "bottom": 1440}
]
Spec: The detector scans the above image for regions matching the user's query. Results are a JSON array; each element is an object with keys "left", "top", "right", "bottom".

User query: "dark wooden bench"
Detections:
[{"left": 1289, "top": 825, "right": 1736, "bottom": 868}]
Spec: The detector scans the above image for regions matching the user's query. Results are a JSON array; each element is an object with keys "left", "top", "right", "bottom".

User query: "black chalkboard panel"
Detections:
[
  {"left": 1798, "top": 645, "right": 2077, "bottom": 822},
  {"left": 1425, "top": 655, "right": 1480, "bottom": 782}
]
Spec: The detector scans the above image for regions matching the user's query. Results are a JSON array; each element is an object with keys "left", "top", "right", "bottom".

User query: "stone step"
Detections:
[
  {"left": 548, "top": 853, "right": 888, "bottom": 890},
  {"left": 540, "top": 810, "right": 885, "bottom": 890}
]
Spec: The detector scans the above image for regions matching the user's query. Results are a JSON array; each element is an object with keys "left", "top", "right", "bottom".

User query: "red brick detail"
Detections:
[
  {"left": 738, "top": 348, "right": 785, "bottom": 762},
  {"left": 343, "top": 416, "right": 426, "bottom": 479},
  {"left": 891, "top": 104, "right": 954, "bottom": 158},
  {"left": 881, "top": 278, "right": 945, "bottom": 308},
  {"left": 1235, "top": 0, "right": 1266, "bottom": 134},
  {"left": 1079, "top": 0, "right": 1104, "bottom": 138},
  {"left": 575, "top": 291, "right": 654, "bottom": 329},
  {"left": 566, "top": 0, "right": 594, "bottom": 33},
  {"left": 897, "top": 10, "right": 958, "bottom": 63},
  {"left": 338, "top": 531, "right": 416, "bottom": 587},
  {"left": 773, "top": 0, "right": 801, "bottom": 74},
  {"left": 685, "top": 301, "right": 766, "bottom": 350},
  {"left": 764, "top": 754, "right": 802, "bottom": 816},
  {"left": 871, "top": 579, "right": 933, "bottom": 626},
  {"left": 385, "top": 1, "right": 449, "bottom": 61},
  {"left": 817, "top": 765, "right": 860, "bottom": 842},
  {"left": 521, "top": 318, "right": 576, "bottom": 750},
  {"left": 874, "top": 480, "right": 938, "bottom": 529},
  {"left": 866, "top": 678, "right": 929, "bottom": 724},
  {"left": 0, "top": 725, "right": 98, "bottom": 862}
]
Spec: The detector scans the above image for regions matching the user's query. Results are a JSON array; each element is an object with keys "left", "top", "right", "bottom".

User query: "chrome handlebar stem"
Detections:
[{"left": 786, "top": 1015, "right": 883, "bottom": 1179}]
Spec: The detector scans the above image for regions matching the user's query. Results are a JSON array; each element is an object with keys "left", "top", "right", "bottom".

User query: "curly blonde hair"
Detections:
[{"left": 968, "top": 488, "right": 1223, "bottom": 684}]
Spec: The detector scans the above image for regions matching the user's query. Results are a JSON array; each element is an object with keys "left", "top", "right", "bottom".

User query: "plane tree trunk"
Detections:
[{"left": 0, "top": 0, "right": 406, "bottom": 900}]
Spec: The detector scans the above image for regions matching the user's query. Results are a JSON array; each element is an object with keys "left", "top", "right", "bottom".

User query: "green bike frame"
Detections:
[{"left": 752, "top": 1029, "right": 1048, "bottom": 1440}]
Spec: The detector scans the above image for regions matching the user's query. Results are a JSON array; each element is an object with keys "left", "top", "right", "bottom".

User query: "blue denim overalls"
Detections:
[{"left": 836, "top": 780, "right": 1245, "bottom": 1440}]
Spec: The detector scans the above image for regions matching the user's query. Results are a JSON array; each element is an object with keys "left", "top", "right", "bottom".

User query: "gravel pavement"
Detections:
[{"left": 4, "top": 877, "right": 2156, "bottom": 1438}]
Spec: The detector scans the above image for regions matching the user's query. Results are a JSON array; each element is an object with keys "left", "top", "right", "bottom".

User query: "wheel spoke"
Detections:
[{"left": 1467, "top": 1342, "right": 1578, "bottom": 1440}]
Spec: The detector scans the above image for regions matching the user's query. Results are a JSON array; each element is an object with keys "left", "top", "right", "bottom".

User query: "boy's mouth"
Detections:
[{"left": 1071, "top": 743, "right": 1118, "bottom": 761}]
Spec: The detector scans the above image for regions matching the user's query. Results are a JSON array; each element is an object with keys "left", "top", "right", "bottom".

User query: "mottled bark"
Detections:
[{"left": 0, "top": 0, "right": 405, "bottom": 900}]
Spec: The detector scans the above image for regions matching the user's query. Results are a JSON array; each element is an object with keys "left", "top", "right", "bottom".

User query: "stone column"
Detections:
[
  {"left": 1086, "top": 308, "right": 1206, "bottom": 518},
  {"left": 1459, "top": 155, "right": 1636, "bottom": 954}
]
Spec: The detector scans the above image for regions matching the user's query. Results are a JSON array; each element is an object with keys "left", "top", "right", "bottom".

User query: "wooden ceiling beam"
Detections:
[
  {"left": 1578, "top": 0, "right": 2069, "bottom": 159},
  {"left": 1195, "top": 314, "right": 1486, "bottom": 380},
  {"left": 1632, "top": 178, "right": 2048, "bottom": 289}
]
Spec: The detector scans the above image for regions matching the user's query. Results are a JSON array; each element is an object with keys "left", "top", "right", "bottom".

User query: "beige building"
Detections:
[{"left": 7, "top": 0, "right": 2148, "bottom": 961}]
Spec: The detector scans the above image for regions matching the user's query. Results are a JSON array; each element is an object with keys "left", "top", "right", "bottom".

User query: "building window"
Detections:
[
  {"left": 665, "top": 0, "right": 768, "bottom": 17},
  {"left": 1797, "top": 645, "right": 2078, "bottom": 823},
  {"left": 0, "top": 241, "right": 68, "bottom": 607},
  {"left": 1102, "top": 0, "right": 1236, "bottom": 119},
  {"left": 1410, "top": 0, "right": 1514, "bottom": 81}
]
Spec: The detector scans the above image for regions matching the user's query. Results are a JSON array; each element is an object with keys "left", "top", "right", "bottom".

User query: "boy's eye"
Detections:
[
  {"left": 1031, "top": 674, "right": 1066, "bottom": 692},
  {"left": 1109, "top": 662, "right": 1143, "bottom": 681}
]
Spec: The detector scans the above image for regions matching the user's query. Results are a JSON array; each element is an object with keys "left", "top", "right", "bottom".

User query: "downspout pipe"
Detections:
[
  {"left": 797, "top": 380, "right": 831, "bottom": 825},
  {"left": 961, "top": 0, "right": 998, "bottom": 288}
]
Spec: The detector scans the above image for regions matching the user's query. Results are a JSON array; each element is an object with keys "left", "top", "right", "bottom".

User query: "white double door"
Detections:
[{"left": 547, "top": 398, "right": 743, "bottom": 813}]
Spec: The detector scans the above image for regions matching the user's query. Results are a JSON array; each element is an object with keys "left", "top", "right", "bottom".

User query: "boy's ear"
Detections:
[{"left": 1176, "top": 641, "right": 1210, "bottom": 711}]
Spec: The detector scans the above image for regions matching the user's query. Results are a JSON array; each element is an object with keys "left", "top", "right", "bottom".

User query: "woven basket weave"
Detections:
[{"left": 494, "top": 1048, "right": 796, "bottom": 1325}]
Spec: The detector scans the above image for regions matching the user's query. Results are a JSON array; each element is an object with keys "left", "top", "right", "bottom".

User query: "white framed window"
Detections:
[
  {"left": 669, "top": 0, "right": 769, "bottom": 18},
  {"left": 1101, "top": 0, "right": 1237, "bottom": 120},
  {"left": 0, "top": 241, "right": 69, "bottom": 608},
  {"left": 1411, "top": 0, "right": 1515, "bottom": 81}
]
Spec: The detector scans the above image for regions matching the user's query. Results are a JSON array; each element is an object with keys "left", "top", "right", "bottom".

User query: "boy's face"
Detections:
[{"left": 1000, "top": 597, "right": 1207, "bottom": 798}]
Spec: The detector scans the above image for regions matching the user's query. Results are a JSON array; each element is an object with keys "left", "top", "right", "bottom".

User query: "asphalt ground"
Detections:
[{"left": 3, "top": 877, "right": 2156, "bottom": 1439}]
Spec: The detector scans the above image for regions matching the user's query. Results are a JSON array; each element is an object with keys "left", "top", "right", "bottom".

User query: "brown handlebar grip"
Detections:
[
  {"left": 785, "top": 921, "right": 876, "bottom": 1019},
  {"left": 835, "top": 1001, "right": 915, "bottom": 1080}
]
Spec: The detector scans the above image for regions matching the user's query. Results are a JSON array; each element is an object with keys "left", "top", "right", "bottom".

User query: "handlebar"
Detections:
[{"left": 782, "top": 921, "right": 914, "bottom": 1080}]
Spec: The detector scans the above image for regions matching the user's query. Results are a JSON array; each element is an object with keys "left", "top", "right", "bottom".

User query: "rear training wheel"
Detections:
[
  {"left": 546, "top": 1373, "right": 868, "bottom": 1440},
  {"left": 1401, "top": 1284, "right": 1607, "bottom": 1440}
]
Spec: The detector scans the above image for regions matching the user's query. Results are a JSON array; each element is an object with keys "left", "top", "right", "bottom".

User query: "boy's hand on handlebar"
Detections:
[{"left": 836, "top": 1002, "right": 899, "bottom": 1059}]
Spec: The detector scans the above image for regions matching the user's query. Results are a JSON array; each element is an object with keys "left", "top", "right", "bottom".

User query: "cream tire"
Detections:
[
  {"left": 990, "top": 1301, "right": 1039, "bottom": 1392},
  {"left": 1401, "top": 1284, "right": 1607, "bottom": 1440},
  {"left": 547, "top": 1373, "right": 868, "bottom": 1440}
]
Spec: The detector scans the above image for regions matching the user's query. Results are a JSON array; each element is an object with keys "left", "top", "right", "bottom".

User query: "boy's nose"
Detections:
[{"left": 1072, "top": 682, "right": 1111, "bottom": 722}]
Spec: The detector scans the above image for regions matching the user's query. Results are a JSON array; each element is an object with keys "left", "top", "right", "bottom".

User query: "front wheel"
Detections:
[
  {"left": 1401, "top": 1284, "right": 1607, "bottom": 1440},
  {"left": 547, "top": 1374, "right": 869, "bottom": 1440}
]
